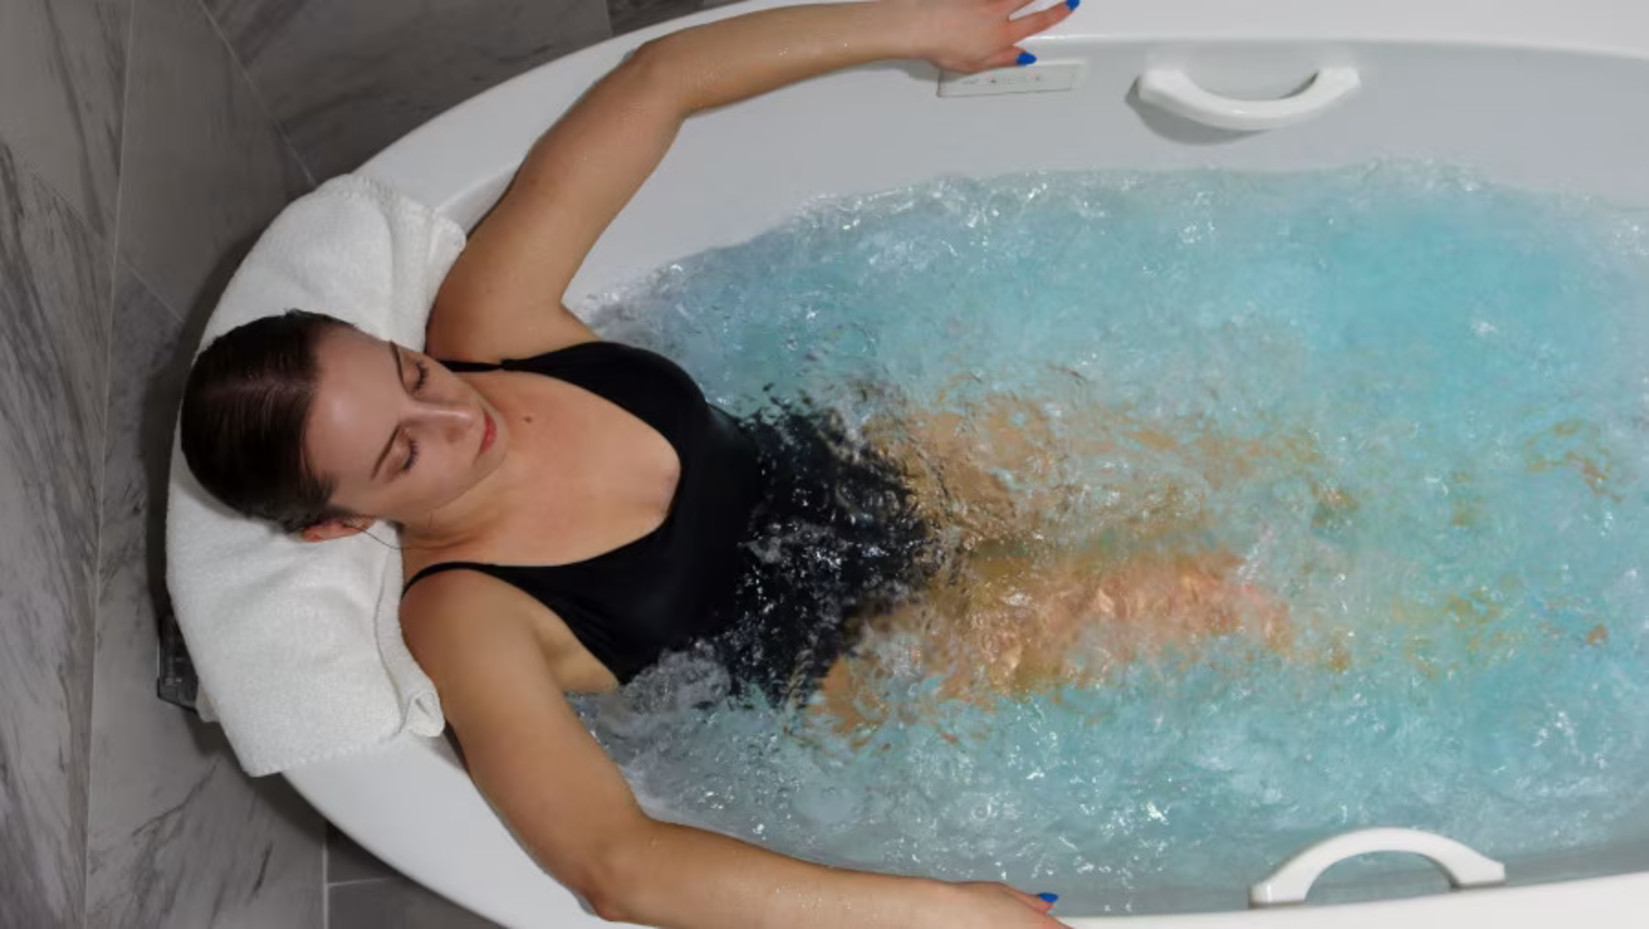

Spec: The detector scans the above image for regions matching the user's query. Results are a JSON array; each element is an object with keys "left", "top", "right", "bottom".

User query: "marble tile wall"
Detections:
[
  {"left": 116, "top": 0, "right": 313, "bottom": 317},
  {"left": 0, "top": 0, "right": 131, "bottom": 236},
  {"left": 2, "top": 0, "right": 325, "bottom": 925},
  {"left": 203, "top": 0, "right": 614, "bottom": 181},
  {"left": 610, "top": 0, "right": 734, "bottom": 36},
  {"left": 0, "top": 134, "right": 109, "bottom": 929},
  {"left": 0, "top": 0, "right": 129, "bottom": 923}
]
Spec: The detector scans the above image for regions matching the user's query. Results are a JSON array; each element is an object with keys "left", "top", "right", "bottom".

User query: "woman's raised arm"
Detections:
[{"left": 426, "top": 0, "right": 1074, "bottom": 362}]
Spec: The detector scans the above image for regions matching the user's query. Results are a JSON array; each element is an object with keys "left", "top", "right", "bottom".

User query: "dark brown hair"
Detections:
[{"left": 179, "top": 310, "right": 356, "bottom": 534}]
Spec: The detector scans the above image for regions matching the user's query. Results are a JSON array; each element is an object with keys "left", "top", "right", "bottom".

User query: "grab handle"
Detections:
[
  {"left": 1137, "top": 65, "right": 1360, "bottom": 131},
  {"left": 1250, "top": 828, "right": 1507, "bottom": 907}
]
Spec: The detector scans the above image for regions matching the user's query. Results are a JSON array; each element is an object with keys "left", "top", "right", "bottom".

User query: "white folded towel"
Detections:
[{"left": 166, "top": 174, "right": 466, "bottom": 775}]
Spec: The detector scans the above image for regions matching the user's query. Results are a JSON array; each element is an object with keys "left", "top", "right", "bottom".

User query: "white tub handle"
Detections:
[
  {"left": 1137, "top": 65, "right": 1361, "bottom": 131},
  {"left": 1249, "top": 828, "right": 1508, "bottom": 907}
]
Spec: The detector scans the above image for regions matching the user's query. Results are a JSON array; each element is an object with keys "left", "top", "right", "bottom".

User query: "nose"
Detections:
[{"left": 416, "top": 399, "right": 477, "bottom": 443}]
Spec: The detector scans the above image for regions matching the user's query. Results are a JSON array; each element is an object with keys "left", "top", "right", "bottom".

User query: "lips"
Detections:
[{"left": 479, "top": 409, "right": 496, "bottom": 455}]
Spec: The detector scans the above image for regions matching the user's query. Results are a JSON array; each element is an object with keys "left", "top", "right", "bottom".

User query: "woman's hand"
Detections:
[
  {"left": 931, "top": 881, "right": 1074, "bottom": 927},
  {"left": 893, "top": 0, "right": 1078, "bottom": 74}
]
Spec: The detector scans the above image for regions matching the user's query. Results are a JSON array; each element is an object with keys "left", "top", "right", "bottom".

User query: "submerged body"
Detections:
[
  {"left": 382, "top": 333, "right": 1282, "bottom": 715},
  {"left": 399, "top": 340, "right": 940, "bottom": 705}
]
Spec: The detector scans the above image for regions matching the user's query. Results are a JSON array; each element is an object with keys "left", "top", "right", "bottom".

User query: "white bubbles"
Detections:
[{"left": 577, "top": 165, "right": 1649, "bottom": 913}]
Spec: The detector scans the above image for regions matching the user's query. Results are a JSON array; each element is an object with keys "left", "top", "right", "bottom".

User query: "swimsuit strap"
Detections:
[
  {"left": 402, "top": 560, "right": 495, "bottom": 594},
  {"left": 437, "top": 358, "right": 505, "bottom": 373}
]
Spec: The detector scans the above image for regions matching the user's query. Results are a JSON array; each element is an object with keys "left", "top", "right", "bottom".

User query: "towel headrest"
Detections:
[{"left": 166, "top": 174, "right": 466, "bottom": 775}]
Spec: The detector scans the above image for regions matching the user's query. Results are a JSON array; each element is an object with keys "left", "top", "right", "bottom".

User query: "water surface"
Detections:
[{"left": 577, "top": 164, "right": 1649, "bottom": 912}]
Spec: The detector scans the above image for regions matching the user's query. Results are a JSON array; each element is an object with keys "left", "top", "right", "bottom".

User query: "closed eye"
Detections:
[
  {"left": 398, "top": 357, "right": 428, "bottom": 473},
  {"left": 382, "top": 345, "right": 428, "bottom": 477}
]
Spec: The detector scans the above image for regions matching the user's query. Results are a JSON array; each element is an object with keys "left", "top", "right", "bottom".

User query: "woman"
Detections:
[
  {"left": 186, "top": 0, "right": 1302, "bottom": 923},
  {"left": 182, "top": 1, "right": 1084, "bottom": 925}
]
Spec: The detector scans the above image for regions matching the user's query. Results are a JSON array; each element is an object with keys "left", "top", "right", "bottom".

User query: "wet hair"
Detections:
[{"left": 179, "top": 309, "right": 358, "bottom": 535}]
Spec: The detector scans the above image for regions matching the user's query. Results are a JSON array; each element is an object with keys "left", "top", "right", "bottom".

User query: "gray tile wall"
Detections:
[
  {"left": 0, "top": 0, "right": 127, "bottom": 924},
  {"left": 116, "top": 0, "right": 313, "bottom": 317},
  {"left": 610, "top": 0, "right": 726, "bottom": 36},
  {"left": 0, "top": 133, "right": 109, "bottom": 929},
  {"left": 203, "top": 0, "right": 614, "bottom": 181},
  {"left": 1, "top": 0, "right": 324, "bottom": 924},
  {"left": 0, "top": 0, "right": 131, "bottom": 236}
]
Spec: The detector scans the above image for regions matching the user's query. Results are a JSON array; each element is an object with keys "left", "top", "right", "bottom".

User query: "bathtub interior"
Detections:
[
  {"left": 397, "top": 41, "right": 1649, "bottom": 305},
  {"left": 292, "top": 6, "right": 1649, "bottom": 927}
]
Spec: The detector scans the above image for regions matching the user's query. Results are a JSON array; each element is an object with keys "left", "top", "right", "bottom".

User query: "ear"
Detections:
[{"left": 299, "top": 515, "right": 373, "bottom": 543}]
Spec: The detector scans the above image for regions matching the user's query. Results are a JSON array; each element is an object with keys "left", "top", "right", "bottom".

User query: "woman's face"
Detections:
[{"left": 303, "top": 326, "right": 506, "bottom": 528}]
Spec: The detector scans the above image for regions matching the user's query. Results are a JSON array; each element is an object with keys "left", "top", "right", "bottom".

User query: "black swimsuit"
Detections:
[
  {"left": 404, "top": 340, "right": 938, "bottom": 704},
  {"left": 403, "top": 341, "right": 762, "bottom": 683}
]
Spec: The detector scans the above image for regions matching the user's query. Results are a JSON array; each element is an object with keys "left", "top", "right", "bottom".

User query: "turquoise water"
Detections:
[{"left": 576, "top": 164, "right": 1649, "bottom": 912}]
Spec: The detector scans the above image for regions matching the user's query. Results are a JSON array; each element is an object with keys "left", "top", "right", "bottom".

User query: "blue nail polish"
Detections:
[
  {"left": 1038, "top": 892, "right": 1060, "bottom": 903},
  {"left": 1066, "top": 0, "right": 1080, "bottom": 9},
  {"left": 1017, "top": 51, "right": 1037, "bottom": 66}
]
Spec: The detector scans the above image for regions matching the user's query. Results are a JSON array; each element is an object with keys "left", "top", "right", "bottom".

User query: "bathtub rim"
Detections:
[
  {"left": 284, "top": 734, "right": 1649, "bottom": 928},
  {"left": 358, "top": 0, "right": 1649, "bottom": 305}
]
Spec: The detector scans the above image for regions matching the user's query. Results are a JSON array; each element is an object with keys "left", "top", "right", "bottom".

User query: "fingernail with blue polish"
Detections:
[
  {"left": 1017, "top": 51, "right": 1037, "bottom": 66},
  {"left": 1038, "top": 892, "right": 1060, "bottom": 903},
  {"left": 1067, "top": 0, "right": 1081, "bottom": 9}
]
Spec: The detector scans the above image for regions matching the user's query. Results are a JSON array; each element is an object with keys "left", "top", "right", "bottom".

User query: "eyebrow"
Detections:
[{"left": 368, "top": 342, "right": 403, "bottom": 480}]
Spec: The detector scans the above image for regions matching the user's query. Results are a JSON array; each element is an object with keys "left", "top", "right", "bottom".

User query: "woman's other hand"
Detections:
[
  {"left": 895, "top": 0, "right": 1078, "bottom": 74},
  {"left": 937, "top": 881, "right": 1074, "bottom": 927}
]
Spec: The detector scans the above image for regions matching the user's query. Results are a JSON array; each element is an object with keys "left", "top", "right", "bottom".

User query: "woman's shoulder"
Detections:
[
  {"left": 423, "top": 290, "right": 599, "bottom": 365},
  {"left": 399, "top": 565, "right": 621, "bottom": 693},
  {"left": 400, "top": 566, "right": 528, "bottom": 649}
]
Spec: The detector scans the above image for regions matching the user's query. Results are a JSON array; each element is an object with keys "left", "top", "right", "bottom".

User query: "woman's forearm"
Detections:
[
  {"left": 635, "top": 1, "right": 929, "bottom": 116},
  {"left": 593, "top": 819, "right": 946, "bottom": 929},
  {"left": 460, "top": 0, "right": 1066, "bottom": 311}
]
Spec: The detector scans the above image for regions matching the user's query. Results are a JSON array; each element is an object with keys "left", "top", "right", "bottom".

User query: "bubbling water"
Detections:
[{"left": 576, "top": 164, "right": 1649, "bottom": 912}]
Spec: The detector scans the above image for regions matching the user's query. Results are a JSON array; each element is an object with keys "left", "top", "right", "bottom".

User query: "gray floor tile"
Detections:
[
  {"left": 328, "top": 823, "right": 401, "bottom": 885},
  {"left": 330, "top": 876, "right": 505, "bottom": 928}
]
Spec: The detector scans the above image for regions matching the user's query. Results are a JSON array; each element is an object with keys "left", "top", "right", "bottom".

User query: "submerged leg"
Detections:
[
  {"left": 804, "top": 385, "right": 1313, "bottom": 732},
  {"left": 807, "top": 541, "right": 1292, "bottom": 736}
]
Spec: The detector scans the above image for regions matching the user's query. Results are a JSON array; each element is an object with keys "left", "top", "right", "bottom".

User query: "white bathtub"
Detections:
[{"left": 286, "top": 1, "right": 1649, "bottom": 925}]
